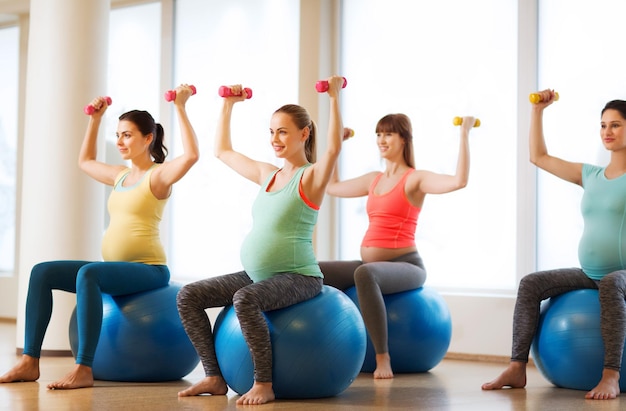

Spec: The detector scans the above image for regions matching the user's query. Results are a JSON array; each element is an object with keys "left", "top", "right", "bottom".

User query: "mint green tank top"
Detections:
[
  {"left": 578, "top": 164, "right": 626, "bottom": 279},
  {"left": 240, "top": 164, "right": 323, "bottom": 283}
]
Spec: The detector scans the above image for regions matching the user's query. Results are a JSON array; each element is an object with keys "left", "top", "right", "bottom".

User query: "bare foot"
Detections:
[
  {"left": 178, "top": 376, "right": 228, "bottom": 397},
  {"left": 0, "top": 355, "right": 40, "bottom": 383},
  {"left": 236, "top": 382, "right": 275, "bottom": 405},
  {"left": 46, "top": 364, "right": 94, "bottom": 390},
  {"left": 373, "top": 353, "right": 394, "bottom": 379},
  {"left": 481, "top": 361, "right": 527, "bottom": 390},
  {"left": 585, "top": 369, "right": 620, "bottom": 400}
]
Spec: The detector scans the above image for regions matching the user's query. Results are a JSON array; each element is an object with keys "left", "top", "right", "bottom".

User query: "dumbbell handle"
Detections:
[
  {"left": 315, "top": 77, "right": 348, "bottom": 93},
  {"left": 164, "top": 85, "right": 197, "bottom": 102},
  {"left": 529, "top": 91, "right": 559, "bottom": 104},
  {"left": 218, "top": 86, "right": 253, "bottom": 99},
  {"left": 453, "top": 117, "right": 481, "bottom": 127},
  {"left": 84, "top": 96, "right": 112, "bottom": 115}
]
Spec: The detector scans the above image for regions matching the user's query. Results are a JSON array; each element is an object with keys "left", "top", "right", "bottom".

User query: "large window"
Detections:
[
  {"left": 339, "top": 0, "right": 518, "bottom": 290},
  {"left": 76, "top": 0, "right": 626, "bottom": 290},
  {"left": 536, "top": 0, "right": 626, "bottom": 271},
  {"left": 105, "top": 2, "right": 161, "bottom": 225},
  {"left": 169, "top": 0, "right": 300, "bottom": 280},
  {"left": 107, "top": 4, "right": 161, "bottom": 117},
  {"left": 0, "top": 26, "right": 19, "bottom": 274}
]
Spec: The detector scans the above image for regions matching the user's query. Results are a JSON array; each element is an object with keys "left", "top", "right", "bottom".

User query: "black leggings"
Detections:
[
  {"left": 512, "top": 268, "right": 626, "bottom": 371},
  {"left": 176, "top": 272, "right": 322, "bottom": 382},
  {"left": 319, "top": 252, "right": 426, "bottom": 354}
]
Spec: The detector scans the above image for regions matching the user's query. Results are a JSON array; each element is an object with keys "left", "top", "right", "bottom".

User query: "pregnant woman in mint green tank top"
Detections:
[
  {"left": 176, "top": 77, "right": 346, "bottom": 405},
  {"left": 482, "top": 92, "right": 626, "bottom": 401}
]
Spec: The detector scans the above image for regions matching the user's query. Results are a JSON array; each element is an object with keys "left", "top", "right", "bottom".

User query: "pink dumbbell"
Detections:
[
  {"left": 218, "top": 86, "right": 253, "bottom": 99},
  {"left": 315, "top": 77, "right": 347, "bottom": 93},
  {"left": 84, "top": 96, "right": 112, "bottom": 115},
  {"left": 164, "top": 85, "right": 197, "bottom": 102}
]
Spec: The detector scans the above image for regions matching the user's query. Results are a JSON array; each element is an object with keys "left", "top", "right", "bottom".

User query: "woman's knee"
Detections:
[
  {"left": 517, "top": 272, "right": 546, "bottom": 293},
  {"left": 75, "top": 264, "right": 101, "bottom": 287},
  {"left": 353, "top": 265, "right": 376, "bottom": 288},
  {"left": 599, "top": 271, "right": 626, "bottom": 288},
  {"left": 598, "top": 271, "right": 626, "bottom": 298},
  {"left": 29, "top": 262, "right": 50, "bottom": 285},
  {"left": 232, "top": 289, "right": 264, "bottom": 321},
  {"left": 232, "top": 287, "right": 255, "bottom": 310},
  {"left": 176, "top": 283, "right": 196, "bottom": 310}
]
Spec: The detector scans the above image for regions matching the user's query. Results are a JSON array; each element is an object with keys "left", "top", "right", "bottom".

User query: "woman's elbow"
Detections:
[
  {"left": 189, "top": 151, "right": 200, "bottom": 165},
  {"left": 529, "top": 151, "right": 549, "bottom": 167},
  {"left": 449, "top": 175, "right": 469, "bottom": 191},
  {"left": 326, "top": 185, "right": 339, "bottom": 196},
  {"left": 78, "top": 159, "right": 91, "bottom": 173},
  {"left": 327, "top": 145, "right": 342, "bottom": 160}
]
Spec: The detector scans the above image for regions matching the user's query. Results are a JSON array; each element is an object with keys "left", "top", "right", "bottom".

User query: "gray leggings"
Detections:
[
  {"left": 319, "top": 252, "right": 426, "bottom": 355},
  {"left": 512, "top": 268, "right": 626, "bottom": 371},
  {"left": 176, "top": 272, "right": 322, "bottom": 382}
]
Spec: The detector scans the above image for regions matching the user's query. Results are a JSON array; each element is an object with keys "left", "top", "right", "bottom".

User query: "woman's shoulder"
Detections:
[
  {"left": 113, "top": 167, "right": 131, "bottom": 185},
  {"left": 581, "top": 163, "right": 603, "bottom": 178}
]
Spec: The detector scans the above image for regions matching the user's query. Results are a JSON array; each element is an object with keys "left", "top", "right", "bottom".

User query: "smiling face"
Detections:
[
  {"left": 269, "top": 112, "right": 308, "bottom": 159},
  {"left": 116, "top": 120, "right": 152, "bottom": 161},
  {"left": 375, "top": 113, "right": 415, "bottom": 168},
  {"left": 600, "top": 109, "right": 626, "bottom": 152},
  {"left": 376, "top": 131, "right": 405, "bottom": 160}
]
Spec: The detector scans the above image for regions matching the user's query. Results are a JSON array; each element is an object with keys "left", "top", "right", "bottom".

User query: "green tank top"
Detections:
[
  {"left": 578, "top": 164, "right": 626, "bottom": 279},
  {"left": 240, "top": 164, "right": 322, "bottom": 282}
]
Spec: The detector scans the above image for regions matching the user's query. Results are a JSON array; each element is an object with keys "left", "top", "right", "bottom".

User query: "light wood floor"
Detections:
[{"left": 0, "top": 321, "right": 622, "bottom": 410}]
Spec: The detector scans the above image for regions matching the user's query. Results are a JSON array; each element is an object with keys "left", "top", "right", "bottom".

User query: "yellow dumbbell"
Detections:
[
  {"left": 452, "top": 117, "right": 481, "bottom": 127},
  {"left": 529, "top": 91, "right": 559, "bottom": 104}
]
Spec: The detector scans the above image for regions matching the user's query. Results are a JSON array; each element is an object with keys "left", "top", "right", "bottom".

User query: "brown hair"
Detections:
[
  {"left": 375, "top": 113, "right": 414, "bottom": 168},
  {"left": 274, "top": 104, "right": 317, "bottom": 163},
  {"left": 119, "top": 110, "right": 168, "bottom": 163},
  {"left": 602, "top": 100, "right": 626, "bottom": 120}
]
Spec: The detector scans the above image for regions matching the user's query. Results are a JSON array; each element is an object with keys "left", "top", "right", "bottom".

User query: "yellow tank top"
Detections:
[{"left": 101, "top": 166, "right": 167, "bottom": 264}]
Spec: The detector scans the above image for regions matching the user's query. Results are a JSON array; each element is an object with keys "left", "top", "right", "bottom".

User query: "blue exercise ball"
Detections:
[
  {"left": 68, "top": 282, "right": 199, "bottom": 382},
  {"left": 531, "top": 289, "right": 626, "bottom": 391},
  {"left": 344, "top": 286, "right": 452, "bottom": 373},
  {"left": 213, "top": 285, "right": 366, "bottom": 399}
]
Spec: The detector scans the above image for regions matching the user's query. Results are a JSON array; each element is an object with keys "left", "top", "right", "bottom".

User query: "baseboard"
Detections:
[{"left": 445, "top": 351, "right": 536, "bottom": 367}]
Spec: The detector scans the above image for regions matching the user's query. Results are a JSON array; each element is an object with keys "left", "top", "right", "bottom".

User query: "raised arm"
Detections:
[
  {"left": 326, "top": 128, "right": 377, "bottom": 198},
  {"left": 78, "top": 96, "right": 126, "bottom": 185},
  {"left": 326, "top": 170, "right": 378, "bottom": 198},
  {"left": 214, "top": 85, "right": 275, "bottom": 185},
  {"left": 529, "top": 89, "right": 583, "bottom": 185},
  {"left": 302, "top": 75, "right": 346, "bottom": 205},
  {"left": 411, "top": 116, "right": 473, "bottom": 195},
  {"left": 151, "top": 84, "right": 200, "bottom": 197}
]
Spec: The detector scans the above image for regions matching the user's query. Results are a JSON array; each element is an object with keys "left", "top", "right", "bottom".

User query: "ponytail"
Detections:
[
  {"left": 119, "top": 110, "right": 168, "bottom": 163},
  {"left": 151, "top": 123, "right": 168, "bottom": 163}
]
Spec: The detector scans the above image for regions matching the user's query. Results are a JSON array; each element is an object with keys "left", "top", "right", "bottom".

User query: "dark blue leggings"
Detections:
[{"left": 24, "top": 260, "right": 170, "bottom": 367}]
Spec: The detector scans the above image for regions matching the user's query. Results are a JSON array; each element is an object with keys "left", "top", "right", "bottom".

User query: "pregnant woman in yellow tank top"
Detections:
[{"left": 0, "top": 84, "right": 199, "bottom": 390}]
